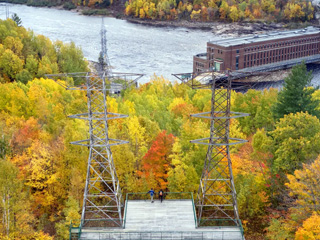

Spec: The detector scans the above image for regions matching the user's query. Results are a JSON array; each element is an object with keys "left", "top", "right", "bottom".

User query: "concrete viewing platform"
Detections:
[{"left": 78, "top": 200, "right": 244, "bottom": 240}]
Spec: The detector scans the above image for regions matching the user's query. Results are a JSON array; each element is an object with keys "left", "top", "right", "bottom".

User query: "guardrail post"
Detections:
[{"left": 69, "top": 221, "right": 72, "bottom": 240}]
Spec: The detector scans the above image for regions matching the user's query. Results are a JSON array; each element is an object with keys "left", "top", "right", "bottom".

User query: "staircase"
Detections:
[
  {"left": 78, "top": 200, "right": 244, "bottom": 240},
  {"left": 125, "top": 200, "right": 196, "bottom": 231}
]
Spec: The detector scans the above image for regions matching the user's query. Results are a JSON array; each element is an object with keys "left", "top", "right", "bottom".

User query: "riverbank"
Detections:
[
  {"left": 126, "top": 18, "right": 288, "bottom": 36},
  {"left": 55, "top": 6, "right": 317, "bottom": 37},
  {"left": 6, "top": 2, "right": 316, "bottom": 37},
  {"left": 72, "top": 5, "right": 289, "bottom": 36}
]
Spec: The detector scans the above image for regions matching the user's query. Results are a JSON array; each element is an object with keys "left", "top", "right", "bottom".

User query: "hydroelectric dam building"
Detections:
[{"left": 193, "top": 26, "right": 320, "bottom": 73}]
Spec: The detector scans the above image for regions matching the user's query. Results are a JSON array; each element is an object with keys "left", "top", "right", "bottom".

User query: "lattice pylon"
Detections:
[
  {"left": 195, "top": 77, "right": 240, "bottom": 227},
  {"left": 47, "top": 71, "right": 143, "bottom": 228},
  {"left": 173, "top": 72, "right": 248, "bottom": 228},
  {"left": 77, "top": 73, "right": 126, "bottom": 228}
]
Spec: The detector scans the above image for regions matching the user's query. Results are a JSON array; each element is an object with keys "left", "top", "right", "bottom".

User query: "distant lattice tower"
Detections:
[
  {"left": 173, "top": 71, "right": 248, "bottom": 228},
  {"left": 0, "top": 3, "right": 10, "bottom": 19},
  {"left": 99, "top": 18, "right": 111, "bottom": 72},
  {"left": 47, "top": 72, "right": 143, "bottom": 228}
]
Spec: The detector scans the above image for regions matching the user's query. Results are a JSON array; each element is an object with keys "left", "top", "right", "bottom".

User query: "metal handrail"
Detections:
[
  {"left": 126, "top": 191, "right": 194, "bottom": 200},
  {"left": 69, "top": 221, "right": 72, "bottom": 240},
  {"left": 190, "top": 192, "right": 198, "bottom": 228},
  {"left": 123, "top": 193, "right": 129, "bottom": 228},
  {"left": 238, "top": 219, "right": 245, "bottom": 239},
  {"left": 70, "top": 192, "right": 245, "bottom": 240},
  {"left": 79, "top": 220, "right": 82, "bottom": 239},
  {"left": 78, "top": 229, "right": 245, "bottom": 240},
  {"left": 69, "top": 219, "right": 82, "bottom": 240}
]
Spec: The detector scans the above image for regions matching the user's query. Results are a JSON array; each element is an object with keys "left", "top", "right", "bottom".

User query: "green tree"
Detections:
[
  {"left": 168, "top": 138, "right": 198, "bottom": 192},
  {"left": 11, "top": 13, "right": 22, "bottom": 27},
  {"left": 55, "top": 41, "right": 88, "bottom": 73},
  {"left": 25, "top": 55, "right": 38, "bottom": 77},
  {"left": 229, "top": 5, "right": 239, "bottom": 22},
  {"left": 16, "top": 69, "right": 32, "bottom": 84},
  {"left": 271, "top": 112, "right": 320, "bottom": 174},
  {"left": 272, "top": 63, "right": 319, "bottom": 119},
  {"left": 0, "top": 135, "right": 9, "bottom": 159},
  {"left": 0, "top": 160, "right": 35, "bottom": 237},
  {"left": 55, "top": 196, "right": 81, "bottom": 240},
  {"left": 0, "top": 49, "right": 24, "bottom": 81},
  {"left": 232, "top": 88, "right": 277, "bottom": 135}
]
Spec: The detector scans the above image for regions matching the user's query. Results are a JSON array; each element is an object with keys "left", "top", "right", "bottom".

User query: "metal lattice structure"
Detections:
[
  {"left": 99, "top": 18, "right": 111, "bottom": 71},
  {"left": 173, "top": 71, "right": 249, "bottom": 227},
  {"left": 47, "top": 72, "right": 143, "bottom": 228},
  {"left": 0, "top": 3, "right": 10, "bottom": 19}
]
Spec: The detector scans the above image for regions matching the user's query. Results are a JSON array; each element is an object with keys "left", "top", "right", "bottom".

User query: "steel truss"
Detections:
[
  {"left": 173, "top": 71, "right": 249, "bottom": 227},
  {"left": 47, "top": 72, "right": 143, "bottom": 228},
  {"left": 100, "top": 18, "right": 111, "bottom": 71}
]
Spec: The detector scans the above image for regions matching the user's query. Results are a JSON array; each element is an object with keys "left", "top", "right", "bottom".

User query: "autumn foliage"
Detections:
[
  {"left": 140, "top": 130, "right": 175, "bottom": 189},
  {"left": 125, "top": 0, "right": 314, "bottom": 22},
  {"left": 1, "top": 20, "right": 320, "bottom": 239}
]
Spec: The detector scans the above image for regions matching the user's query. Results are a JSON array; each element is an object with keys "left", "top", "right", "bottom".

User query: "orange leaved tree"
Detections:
[{"left": 141, "top": 130, "right": 175, "bottom": 190}]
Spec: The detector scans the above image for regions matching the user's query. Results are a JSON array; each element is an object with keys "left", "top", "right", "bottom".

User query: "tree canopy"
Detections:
[
  {"left": 1, "top": 18, "right": 320, "bottom": 239},
  {"left": 0, "top": 19, "right": 88, "bottom": 84},
  {"left": 272, "top": 63, "right": 320, "bottom": 119}
]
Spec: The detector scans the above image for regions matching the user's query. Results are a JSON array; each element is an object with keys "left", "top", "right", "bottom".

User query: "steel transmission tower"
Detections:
[
  {"left": 47, "top": 73, "right": 143, "bottom": 228},
  {"left": 0, "top": 3, "right": 9, "bottom": 19},
  {"left": 47, "top": 20, "right": 143, "bottom": 229},
  {"left": 99, "top": 18, "right": 111, "bottom": 71},
  {"left": 5, "top": 3, "right": 9, "bottom": 19},
  {"left": 173, "top": 72, "right": 248, "bottom": 227}
]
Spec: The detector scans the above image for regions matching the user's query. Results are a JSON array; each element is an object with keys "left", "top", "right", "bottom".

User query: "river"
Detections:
[
  {"left": 1, "top": 4, "right": 320, "bottom": 86},
  {"left": 0, "top": 4, "right": 221, "bottom": 83}
]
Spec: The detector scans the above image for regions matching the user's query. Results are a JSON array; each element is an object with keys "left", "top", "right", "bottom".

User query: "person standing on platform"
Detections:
[
  {"left": 147, "top": 188, "right": 155, "bottom": 203},
  {"left": 158, "top": 189, "right": 164, "bottom": 203}
]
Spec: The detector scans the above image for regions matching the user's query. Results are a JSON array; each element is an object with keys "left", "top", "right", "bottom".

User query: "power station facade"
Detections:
[{"left": 194, "top": 26, "right": 320, "bottom": 73}]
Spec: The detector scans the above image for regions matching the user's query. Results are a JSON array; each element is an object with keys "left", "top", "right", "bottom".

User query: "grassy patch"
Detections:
[
  {"left": 82, "top": 9, "right": 109, "bottom": 16},
  {"left": 63, "top": 2, "right": 76, "bottom": 10}
]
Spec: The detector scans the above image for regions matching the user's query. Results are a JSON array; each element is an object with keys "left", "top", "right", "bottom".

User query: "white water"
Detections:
[
  {"left": 0, "top": 4, "right": 221, "bottom": 83},
  {"left": 1, "top": 4, "right": 320, "bottom": 86}
]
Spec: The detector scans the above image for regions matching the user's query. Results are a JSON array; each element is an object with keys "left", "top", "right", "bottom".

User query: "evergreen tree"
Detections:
[
  {"left": 11, "top": 13, "right": 22, "bottom": 27},
  {"left": 272, "top": 63, "right": 320, "bottom": 119}
]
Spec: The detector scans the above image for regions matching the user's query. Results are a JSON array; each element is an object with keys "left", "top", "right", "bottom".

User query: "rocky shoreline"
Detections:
[{"left": 126, "top": 18, "right": 288, "bottom": 37}]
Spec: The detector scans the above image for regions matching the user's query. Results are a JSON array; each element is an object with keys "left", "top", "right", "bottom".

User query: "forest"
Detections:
[
  {"left": 1, "top": 0, "right": 316, "bottom": 22},
  {"left": 0, "top": 19, "right": 320, "bottom": 240}
]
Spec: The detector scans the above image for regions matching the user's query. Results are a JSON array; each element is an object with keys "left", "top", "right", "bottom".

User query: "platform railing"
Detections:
[
  {"left": 79, "top": 230, "right": 245, "bottom": 240},
  {"left": 190, "top": 192, "right": 197, "bottom": 228},
  {"left": 125, "top": 192, "right": 193, "bottom": 201},
  {"left": 69, "top": 219, "right": 82, "bottom": 240},
  {"left": 71, "top": 192, "right": 245, "bottom": 240}
]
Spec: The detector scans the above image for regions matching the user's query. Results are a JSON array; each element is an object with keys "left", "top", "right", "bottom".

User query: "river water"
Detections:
[
  {"left": 0, "top": 4, "right": 221, "bottom": 83},
  {"left": 1, "top": 4, "right": 320, "bottom": 86}
]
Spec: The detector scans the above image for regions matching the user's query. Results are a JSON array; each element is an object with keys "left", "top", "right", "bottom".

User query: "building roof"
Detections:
[{"left": 209, "top": 26, "right": 320, "bottom": 47}]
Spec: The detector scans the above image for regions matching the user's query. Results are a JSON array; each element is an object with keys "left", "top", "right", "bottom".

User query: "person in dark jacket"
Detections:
[
  {"left": 158, "top": 189, "right": 164, "bottom": 203},
  {"left": 147, "top": 188, "right": 155, "bottom": 203}
]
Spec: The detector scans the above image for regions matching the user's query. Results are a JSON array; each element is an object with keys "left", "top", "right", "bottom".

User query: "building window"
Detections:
[
  {"left": 236, "top": 49, "right": 239, "bottom": 54},
  {"left": 236, "top": 56, "right": 239, "bottom": 70}
]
